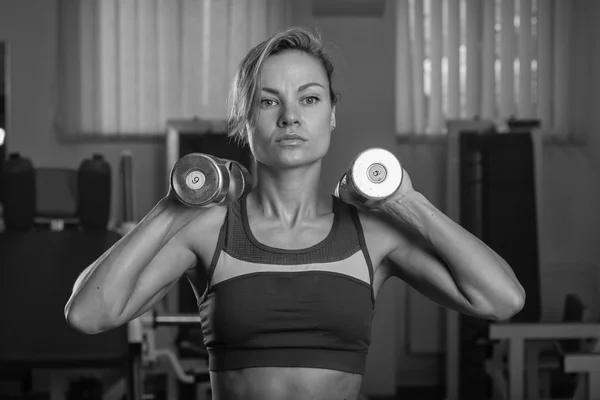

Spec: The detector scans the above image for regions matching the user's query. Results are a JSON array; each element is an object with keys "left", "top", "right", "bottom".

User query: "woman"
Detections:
[{"left": 65, "top": 27, "right": 525, "bottom": 400}]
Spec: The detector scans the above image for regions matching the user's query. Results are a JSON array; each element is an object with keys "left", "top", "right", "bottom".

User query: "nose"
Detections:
[{"left": 277, "top": 104, "right": 300, "bottom": 128}]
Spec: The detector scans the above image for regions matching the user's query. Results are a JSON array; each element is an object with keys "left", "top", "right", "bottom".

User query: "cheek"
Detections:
[
  {"left": 247, "top": 125, "right": 269, "bottom": 158},
  {"left": 314, "top": 111, "right": 333, "bottom": 133},
  {"left": 254, "top": 112, "right": 277, "bottom": 137}
]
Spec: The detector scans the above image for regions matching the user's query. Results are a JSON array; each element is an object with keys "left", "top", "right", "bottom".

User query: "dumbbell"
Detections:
[
  {"left": 170, "top": 153, "right": 252, "bottom": 207},
  {"left": 335, "top": 148, "right": 403, "bottom": 207}
]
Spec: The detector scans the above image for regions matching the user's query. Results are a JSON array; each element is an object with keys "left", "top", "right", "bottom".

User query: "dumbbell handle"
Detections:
[{"left": 221, "top": 159, "right": 253, "bottom": 204}]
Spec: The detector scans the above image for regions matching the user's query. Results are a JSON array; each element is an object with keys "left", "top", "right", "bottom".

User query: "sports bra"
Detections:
[{"left": 197, "top": 194, "right": 376, "bottom": 374}]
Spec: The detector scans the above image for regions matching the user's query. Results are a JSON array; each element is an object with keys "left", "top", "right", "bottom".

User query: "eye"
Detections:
[
  {"left": 302, "top": 96, "right": 320, "bottom": 105},
  {"left": 260, "top": 99, "right": 278, "bottom": 107}
]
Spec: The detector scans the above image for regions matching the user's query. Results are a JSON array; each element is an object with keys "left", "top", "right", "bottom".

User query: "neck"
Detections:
[{"left": 249, "top": 161, "right": 328, "bottom": 225}]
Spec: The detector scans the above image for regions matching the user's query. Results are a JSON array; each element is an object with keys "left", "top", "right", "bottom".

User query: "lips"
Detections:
[{"left": 275, "top": 133, "right": 306, "bottom": 142}]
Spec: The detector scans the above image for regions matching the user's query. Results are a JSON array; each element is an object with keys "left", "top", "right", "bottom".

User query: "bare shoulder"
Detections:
[{"left": 175, "top": 204, "right": 229, "bottom": 273}]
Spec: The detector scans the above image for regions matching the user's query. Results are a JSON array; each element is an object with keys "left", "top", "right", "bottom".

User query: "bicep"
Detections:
[{"left": 384, "top": 233, "right": 488, "bottom": 319}]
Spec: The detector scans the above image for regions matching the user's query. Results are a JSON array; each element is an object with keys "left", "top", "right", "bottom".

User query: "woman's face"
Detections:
[{"left": 248, "top": 50, "right": 335, "bottom": 169}]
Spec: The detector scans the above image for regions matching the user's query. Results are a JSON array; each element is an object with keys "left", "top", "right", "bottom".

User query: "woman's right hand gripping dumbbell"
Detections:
[
  {"left": 64, "top": 153, "right": 238, "bottom": 335},
  {"left": 169, "top": 153, "right": 253, "bottom": 208}
]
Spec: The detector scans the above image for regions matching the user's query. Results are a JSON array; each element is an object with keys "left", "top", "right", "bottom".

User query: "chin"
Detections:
[{"left": 266, "top": 146, "right": 328, "bottom": 169}]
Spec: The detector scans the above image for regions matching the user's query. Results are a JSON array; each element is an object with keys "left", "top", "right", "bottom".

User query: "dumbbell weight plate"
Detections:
[
  {"left": 170, "top": 153, "right": 230, "bottom": 207},
  {"left": 346, "top": 148, "right": 403, "bottom": 205}
]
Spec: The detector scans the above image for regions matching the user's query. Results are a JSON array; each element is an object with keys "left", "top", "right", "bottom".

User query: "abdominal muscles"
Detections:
[{"left": 210, "top": 367, "right": 363, "bottom": 400}]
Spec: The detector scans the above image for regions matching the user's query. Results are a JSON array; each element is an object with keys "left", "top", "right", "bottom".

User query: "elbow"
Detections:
[
  {"left": 64, "top": 302, "right": 115, "bottom": 335},
  {"left": 467, "top": 281, "right": 526, "bottom": 321},
  {"left": 65, "top": 310, "right": 97, "bottom": 335},
  {"left": 65, "top": 305, "right": 99, "bottom": 335},
  {"left": 490, "top": 287, "right": 526, "bottom": 321}
]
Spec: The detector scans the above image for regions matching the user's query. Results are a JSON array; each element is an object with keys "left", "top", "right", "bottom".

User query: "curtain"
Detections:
[
  {"left": 395, "top": 0, "right": 571, "bottom": 137},
  {"left": 56, "top": 0, "right": 292, "bottom": 137}
]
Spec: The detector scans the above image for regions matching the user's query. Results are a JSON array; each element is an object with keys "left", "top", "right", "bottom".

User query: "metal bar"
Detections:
[
  {"left": 565, "top": 353, "right": 600, "bottom": 372},
  {"left": 143, "top": 314, "right": 202, "bottom": 325},
  {"left": 489, "top": 323, "right": 600, "bottom": 340}
]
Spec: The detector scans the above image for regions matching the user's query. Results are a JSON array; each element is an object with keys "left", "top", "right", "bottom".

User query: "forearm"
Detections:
[
  {"left": 65, "top": 197, "right": 189, "bottom": 323},
  {"left": 378, "top": 191, "right": 525, "bottom": 317}
]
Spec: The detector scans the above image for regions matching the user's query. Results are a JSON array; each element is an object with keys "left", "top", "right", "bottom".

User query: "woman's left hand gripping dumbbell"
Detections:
[
  {"left": 334, "top": 147, "right": 414, "bottom": 211},
  {"left": 170, "top": 153, "right": 252, "bottom": 208}
]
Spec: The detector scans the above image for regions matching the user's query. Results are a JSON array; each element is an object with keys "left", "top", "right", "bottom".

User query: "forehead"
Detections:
[{"left": 259, "top": 51, "right": 328, "bottom": 86}]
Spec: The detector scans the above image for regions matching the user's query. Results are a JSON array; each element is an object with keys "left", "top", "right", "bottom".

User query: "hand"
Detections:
[
  {"left": 162, "top": 185, "right": 216, "bottom": 212},
  {"left": 380, "top": 167, "right": 415, "bottom": 204},
  {"left": 334, "top": 167, "right": 416, "bottom": 211},
  {"left": 158, "top": 189, "right": 213, "bottom": 233}
]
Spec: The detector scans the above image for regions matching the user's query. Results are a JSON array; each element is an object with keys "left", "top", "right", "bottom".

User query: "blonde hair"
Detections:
[{"left": 227, "top": 27, "right": 339, "bottom": 146}]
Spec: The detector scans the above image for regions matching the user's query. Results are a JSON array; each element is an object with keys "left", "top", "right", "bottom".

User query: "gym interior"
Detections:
[{"left": 1, "top": 1, "right": 599, "bottom": 399}]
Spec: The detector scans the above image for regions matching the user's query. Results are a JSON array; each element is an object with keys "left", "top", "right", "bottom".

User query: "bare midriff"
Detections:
[{"left": 209, "top": 366, "right": 363, "bottom": 400}]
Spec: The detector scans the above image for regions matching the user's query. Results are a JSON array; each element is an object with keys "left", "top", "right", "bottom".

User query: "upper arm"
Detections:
[
  {"left": 384, "top": 237, "right": 480, "bottom": 317},
  {"left": 362, "top": 210, "right": 487, "bottom": 319}
]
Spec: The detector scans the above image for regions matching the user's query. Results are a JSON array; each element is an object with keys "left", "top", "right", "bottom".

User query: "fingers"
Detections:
[
  {"left": 334, "top": 148, "right": 403, "bottom": 208},
  {"left": 170, "top": 154, "right": 252, "bottom": 208}
]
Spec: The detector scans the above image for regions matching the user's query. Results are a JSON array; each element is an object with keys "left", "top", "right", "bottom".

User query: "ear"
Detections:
[{"left": 330, "top": 106, "right": 336, "bottom": 130}]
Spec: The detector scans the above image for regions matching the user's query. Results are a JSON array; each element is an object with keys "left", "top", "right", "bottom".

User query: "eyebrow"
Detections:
[{"left": 261, "top": 82, "right": 325, "bottom": 95}]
